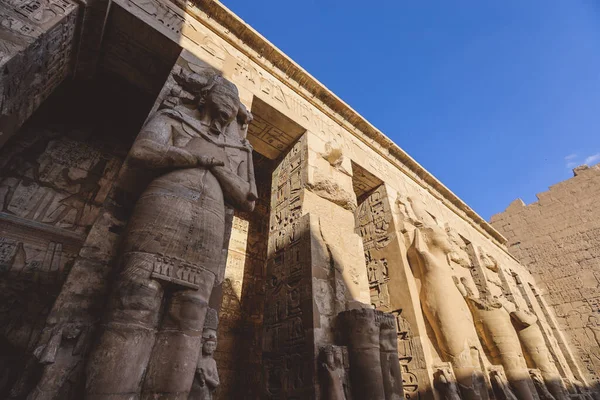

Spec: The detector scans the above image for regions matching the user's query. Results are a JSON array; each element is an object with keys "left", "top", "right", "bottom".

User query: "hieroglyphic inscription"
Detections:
[
  {"left": 268, "top": 137, "right": 306, "bottom": 255},
  {"left": 365, "top": 252, "right": 390, "bottom": 308},
  {"left": 355, "top": 185, "right": 393, "bottom": 309},
  {"left": 231, "top": 57, "right": 349, "bottom": 144},
  {"left": 246, "top": 104, "right": 305, "bottom": 160},
  {"left": 0, "top": 0, "right": 78, "bottom": 145},
  {"left": 263, "top": 136, "right": 315, "bottom": 399},
  {"left": 0, "top": 80, "right": 140, "bottom": 396},
  {"left": 392, "top": 309, "right": 429, "bottom": 400},
  {"left": 215, "top": 154, "right": 273, "bottom": 400}
]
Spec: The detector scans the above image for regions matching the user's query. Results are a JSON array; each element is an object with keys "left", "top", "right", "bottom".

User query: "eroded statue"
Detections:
[
  {"left": 462, "top": 294, "right": 536, "bottom": 400},
  {"left": 189, "top": 308, "right": 220, "bottom": 400},
  {"left": 433, "top": 363, "right": 461, "bottom": 400},
  {"left": 320, "top": 345, "right": 348, "bottom": 400},
  {"left": 529, "top": 369, "right": 557, "bottom": 400},
  {"left": 337, "top": 308, "right": 403, "bottom": 400},
  {"left": 489, "top": 367, "right": 518, "bottom": 400},
  {"left": 406, "top": 226, "right": 486, "bottom": 400},
  {"left": 512, "top": 310, "right": 568, "bottom": 400},
  {"left": 85, "top": 66, "right": 256, "bottom": 399}
]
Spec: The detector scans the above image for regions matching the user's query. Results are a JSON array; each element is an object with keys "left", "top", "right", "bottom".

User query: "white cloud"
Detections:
[
  {"left": 584, "top": 153, "right": 600, "bottom": 165},
  {"left": 565, "top": 152, "right": 600, "bottom": 168},
  {"left": 564, "top": 153, "right": 578, "bottom": 160}
]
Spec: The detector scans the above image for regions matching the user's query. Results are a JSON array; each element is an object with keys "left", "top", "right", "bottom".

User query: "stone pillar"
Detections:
[
  {"left": 263, "top": 131, "right": 371, "bottom": 399},
  {"left": 0, "top": 0, "right": 79, "bottom": 147}
]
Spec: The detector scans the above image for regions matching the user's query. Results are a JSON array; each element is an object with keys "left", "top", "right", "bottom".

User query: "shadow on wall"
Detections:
[{"left": 0, "top": 74, "right": 157, "bottom": 399}]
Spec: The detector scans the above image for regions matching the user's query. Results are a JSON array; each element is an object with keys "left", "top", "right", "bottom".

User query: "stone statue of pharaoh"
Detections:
[
  {"left": 85, "top": 69, "right": 256, "bottom": 399},
  {"left": 406, "top": 226, "right": 485, "bottom": 400}
]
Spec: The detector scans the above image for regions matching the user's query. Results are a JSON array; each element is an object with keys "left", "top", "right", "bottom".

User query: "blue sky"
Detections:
[{"left": 221, "top": 1, "right": 600, "bottom": 220}]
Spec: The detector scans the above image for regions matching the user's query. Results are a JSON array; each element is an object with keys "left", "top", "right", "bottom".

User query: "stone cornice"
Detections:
[{"left": 181, "top": 0, "right": 507, "bottom": 245}]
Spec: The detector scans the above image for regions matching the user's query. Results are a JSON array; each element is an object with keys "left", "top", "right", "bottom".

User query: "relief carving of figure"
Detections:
[
  {"left": 85, "top": 66, "right": 257, "bottom": 399},
  {"left": 406, "top": 226, "right": 486, "bottom": 400}
]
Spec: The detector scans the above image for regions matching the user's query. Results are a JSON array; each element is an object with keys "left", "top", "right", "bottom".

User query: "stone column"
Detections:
[{"left": 263, "top": 131, "right": 371, "bottom": 399}]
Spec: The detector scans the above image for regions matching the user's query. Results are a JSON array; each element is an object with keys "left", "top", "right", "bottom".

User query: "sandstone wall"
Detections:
[
  {"left": 0, "top": 0, "right": 595, "bottom": 397},
  {"left": 491, "top": 164, "right": 600, "bottom": 386}
]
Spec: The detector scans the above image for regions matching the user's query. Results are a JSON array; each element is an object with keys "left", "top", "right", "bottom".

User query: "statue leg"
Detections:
[
  {"left": 86, "top": 252, "right": 164, "bottom": 400},
  {"left": 141, "top": 269, "right": 216, "bottom": 400}
]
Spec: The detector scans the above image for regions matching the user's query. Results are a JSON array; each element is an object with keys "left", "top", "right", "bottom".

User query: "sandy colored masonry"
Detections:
[
  {"left": 492, "top": 164, "right": 600, "bottom": 388},
  {"left": 0, "top": 0, "right": 598, "bottom": 399}
]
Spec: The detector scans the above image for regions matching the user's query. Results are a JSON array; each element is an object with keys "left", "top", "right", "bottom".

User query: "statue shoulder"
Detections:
[{"left": 142, "top": 108, "right": 183, "bottom": 132}]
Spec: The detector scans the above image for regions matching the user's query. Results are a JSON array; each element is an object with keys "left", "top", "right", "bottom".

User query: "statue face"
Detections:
[
  {"left": 204, "top": 85, "right": 239, "bottom": 136},
  {"left": 203, "top": 340, "right": 217, "bottom": 355},
  {"left": 429, "top": 226, "right": 453, "bottom": 254}
]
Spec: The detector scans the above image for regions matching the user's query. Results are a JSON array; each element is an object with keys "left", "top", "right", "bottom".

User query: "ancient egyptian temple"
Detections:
[{"left": 1, "top": 1, "right": 598, "bottom": 399}]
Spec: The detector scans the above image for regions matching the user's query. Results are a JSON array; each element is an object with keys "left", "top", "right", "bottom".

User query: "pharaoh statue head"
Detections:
[
  {"left": 202, "top": 308, "right": 219, "bottom": 356},
  {"left": 172, "top": 65, "right": 244, "bottom": 137}
]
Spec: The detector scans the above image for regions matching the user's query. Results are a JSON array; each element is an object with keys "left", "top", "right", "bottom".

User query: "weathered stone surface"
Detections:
[
  {"left": 491, "top": 164, "right": 600, "bottom": 388},
  {"left": 0, "top": 0, "right": 597, "bottom": 398},
  {"left": 0, "top": 0, "right": 79, "bottom": 147},
  {"left": 85, "top": 62, "right": 256, "bottom": 399}
]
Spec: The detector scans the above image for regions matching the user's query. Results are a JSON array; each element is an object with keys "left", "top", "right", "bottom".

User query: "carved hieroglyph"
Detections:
[
  {"left": 0, "top": 0, "right": 79, "bottom": 146},
  {"left": 85, "top": 65, "right": 257, "bottom": 399},
  {"left": 263, "top": 136, "right": 314, "bottom": 399},
  {"left": 355, "top": 185, "right": 393, "bottom": 309},
  {"left": 356, "top": 184, "right": 431, "bottom": 399}
]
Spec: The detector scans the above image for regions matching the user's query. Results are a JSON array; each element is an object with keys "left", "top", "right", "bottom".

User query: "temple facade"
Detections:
[{"left": 0, "top": 0, "right": 597, "bottom": 399}]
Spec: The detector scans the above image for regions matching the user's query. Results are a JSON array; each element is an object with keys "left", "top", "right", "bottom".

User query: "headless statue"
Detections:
[{"left": 85, "top": 68, "right": 256, "bottom": 399}]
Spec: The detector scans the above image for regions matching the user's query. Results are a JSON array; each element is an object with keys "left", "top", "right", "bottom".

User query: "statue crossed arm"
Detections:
[
  {"left": 128, "top": 116, "right": 224, "bottom": 170},
  {"left": 85, "top": 69, "right": 256, "bottom": 399},
  {"left": 129, "top": 106, "right": 257, "bottom": 212}
]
